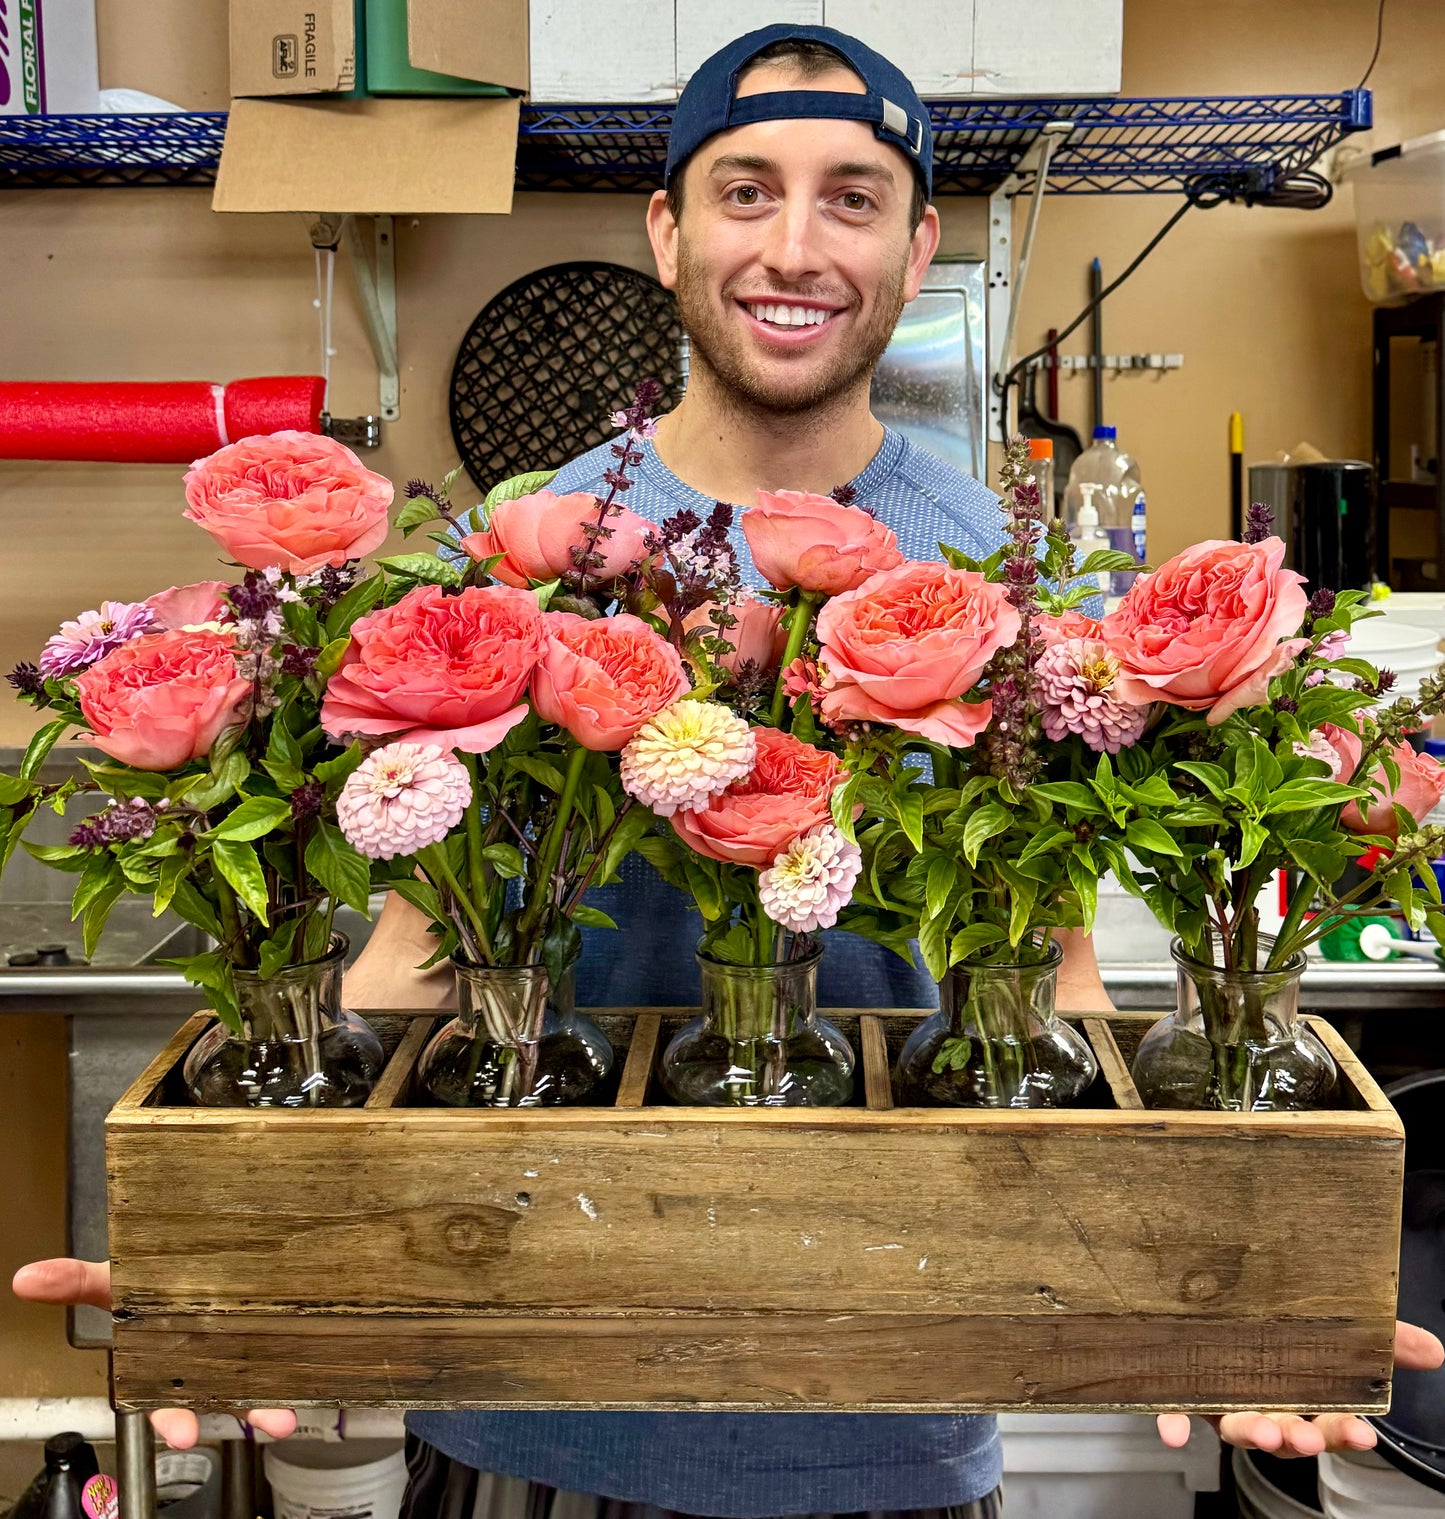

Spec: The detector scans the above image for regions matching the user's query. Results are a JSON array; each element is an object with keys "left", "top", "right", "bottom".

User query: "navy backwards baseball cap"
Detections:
[{"left": 665, "top": 24, "right": 934, "bottom": 201}]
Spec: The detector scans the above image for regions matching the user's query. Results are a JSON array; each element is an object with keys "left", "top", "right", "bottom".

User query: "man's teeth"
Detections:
[{"left": 745, "top": 302, "right": 833, "bottom": 327}]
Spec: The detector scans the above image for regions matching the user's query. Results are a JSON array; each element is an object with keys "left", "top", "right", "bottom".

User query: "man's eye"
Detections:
[
  {"left": 733, "top": 186, "right": 760, "bottom": 205},
  {"left": 841, "top": 191, "right": 872, "bottom": 211}
]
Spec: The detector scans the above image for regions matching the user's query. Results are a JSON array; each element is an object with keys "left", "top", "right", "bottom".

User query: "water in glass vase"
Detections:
[
  {"left": 895, "top": 939, "right": 1097, "bottom": 1108},
  {"left": 183, "top": 935, "right": 384, "bottom": 1108},
  {"left": 1130, "top": 937, "right": 1337, "bottom": 1111},
  {"left": 660, "top": 944, "right": 855, "bottom": 1107},
  {"left": 418, "top": 953, "right": 613, "bottom": 1107}
]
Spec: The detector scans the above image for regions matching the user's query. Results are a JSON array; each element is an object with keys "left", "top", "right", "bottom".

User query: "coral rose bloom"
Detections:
[
  {"left": 1103, "top": 537, "right": 1309, "bottom": 725},
  {"left": 672, "top": 727, "right": 843, "bottom": 868},
  {"left": 1036, "top": 609, "right": 1104, "bottom": 647},
  {"left": 741, "top": 490, "right": 903, "bottom": 595},
  {"left": 815, "top": 562, "right": 1021, "bottom": 747},
  {"left": 183, "top": 431, "right": 392, "bottom": 574},
  {"left": 531, "top": 612, "right": 690, "bottom": 751},
  {"left": 1319, "top": 725, "right": 1445, "bottom": 837},
  {"left": 145, "top": 580, "right": 232, "bottom": 631},
  {"left": 459, "top": 490, "right": 653, "bottom": 589},
  {"left": 682, "top": 595, "right": 787, "bottom": 678},
  {"left": 321, "top": 583, "right": 545, "bottom": 754},
  {"left": 74, "top": 628, "right": 250, "bottom": 771}
]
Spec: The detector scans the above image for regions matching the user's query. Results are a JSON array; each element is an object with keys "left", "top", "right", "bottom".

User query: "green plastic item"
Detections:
[
  {"left": 365, "top": 0, "right": 511, "bottom": 96},
  {"left": 1319, "top": 914, "right": 1400, "bottom": 962}
]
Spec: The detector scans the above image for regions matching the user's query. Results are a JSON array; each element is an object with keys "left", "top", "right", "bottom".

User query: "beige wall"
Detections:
[{"left": 1, "top": 0, "right": 1443, "bottom": 1397}]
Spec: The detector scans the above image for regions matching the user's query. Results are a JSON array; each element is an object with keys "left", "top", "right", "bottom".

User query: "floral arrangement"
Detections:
[{"left": 3, "top": 434, "right": 393, "bottom": 1063}]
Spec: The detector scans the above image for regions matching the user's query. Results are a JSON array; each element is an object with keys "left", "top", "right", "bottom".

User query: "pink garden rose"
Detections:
[
  {"left": 74, "top": 628, "right": 250, "bottom": 771},
  {"left": 531, "top": 612, "right": 690, "bottom": 751},
  {"left": 460, "top": 490, "right": 653, "bottom": 589},
  {"left": 321, "top": 583, "right": 545, "bottom": 754},
  {"left": 741, "top": 490, "right": 903, "bottom": 595},
  {"left": 683, "top": 595, "right": 787, "bottom": 678},
  {"left": 1314, "top": 724, "right": 1445, "bottom": 838},
  {"left": 183, "top": 431, "right": 392, "bottom": 574},
  {"left": 145, "top": 581, "right": 232, "bottom": 631},
  {"left": 1037, "top": 609, "right": 1104, "bottom": 647},
  {"left": 814, "top": 562, "right": 1021, "bottom": 746},
  {"left": 672, "top": 727, "right": 843, "bottom": 868},
  {"left": 1102, "top": 538, "right": 1309, "bottom": 725}
]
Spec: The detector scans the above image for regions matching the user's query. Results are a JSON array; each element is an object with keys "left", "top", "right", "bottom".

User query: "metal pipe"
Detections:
[{"left": 116, "top": 1408, "right": 155, "bottom": 1519}]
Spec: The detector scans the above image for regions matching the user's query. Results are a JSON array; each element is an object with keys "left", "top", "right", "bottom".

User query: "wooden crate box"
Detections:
[{"left": 107, "top": 1010, "right": 1403, "bottom": 1415}]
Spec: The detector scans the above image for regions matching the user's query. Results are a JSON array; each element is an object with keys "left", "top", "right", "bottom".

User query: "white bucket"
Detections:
[
  {"left": 1334, "top": 619, "right": 1443, "bottom": 703},
  {"left": 1318, "top": 1449, "right": 1445, "bottom": 1518},
  {"left": 263, "top": 1441, "right": 408, "bottom": 1519},
  {"left": 1232, "top": 1448, "right": 1322, "bottom": 1519}
]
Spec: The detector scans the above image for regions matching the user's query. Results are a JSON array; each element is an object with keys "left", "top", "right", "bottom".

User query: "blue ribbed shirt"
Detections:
[{"left": 408, "top": 425, "right": 1009, "bottom": 1514}]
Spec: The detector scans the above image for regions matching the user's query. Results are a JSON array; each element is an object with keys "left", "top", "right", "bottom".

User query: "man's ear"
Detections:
[
  {"left": 902, "top": 203, "right": 942, "bottom": 303},
  {"left": 646, "top": 189, "right": 680, "bottom": 291}
]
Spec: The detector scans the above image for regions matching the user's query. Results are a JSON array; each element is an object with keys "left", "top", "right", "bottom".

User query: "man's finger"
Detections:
[
  {"left": 12, "top": 1258, "right": 112, "bottom": 1311},
  {"left": 1396, "top": 1320, "right": 1445, "bottom": 1372},
  {"left": 1270, "top": 1415, "right": 1326, "bottom": 1457},
  {"left": 1217, "top": 1412, "right": 1286, "bottom": 1451},
  {"left": 1155, "top": 1413, "right": 1193, "bottom": 1448},
  {"left": 1310, "top": 1413, "right": 1377, "bottom": 1452},
  {"left": 150, "top": 1410, "right": 201, "bottom": 1450},
  {"left": 248, "top": 1410, "right": 298, "bottom": 1440}
]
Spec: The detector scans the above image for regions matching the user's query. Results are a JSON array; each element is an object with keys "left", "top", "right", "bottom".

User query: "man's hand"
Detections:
[
  {"left": 12, "top": 1259, "right": 299, "bottom": 1450},
  {"left": 1053, "top": 928, "right": 1115, "bottom": 1014},
  {"left": 1156, "top": 1321, "right": 1445, "bottom": 1455},
  {"left": 344, "top": 892, "right": 456, "bottom": 1011}
]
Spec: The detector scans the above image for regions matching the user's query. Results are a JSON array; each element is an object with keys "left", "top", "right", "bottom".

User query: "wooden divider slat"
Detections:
[
  {"left": 1081, "top": 1016, "right": 1145, "bottom": 1110},
  {"left": 859, "top": 1016, "right": 894, "bottom": 1110},
  {"left": 364, "top": 1017, "right": 437, "bottom": 1110},
  {"left": 615, "top": 1013, "right": 662, "bottom": 1108}
]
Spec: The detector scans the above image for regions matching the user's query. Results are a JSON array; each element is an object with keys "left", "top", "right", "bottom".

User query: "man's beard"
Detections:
[{"left": 673, "top": 239, "right": 907, "bottom": 417}]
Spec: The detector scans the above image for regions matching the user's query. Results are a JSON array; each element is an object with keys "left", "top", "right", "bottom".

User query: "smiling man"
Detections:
[{"left": 13, "top": 21, "right": 1442, "bottom": 1519}]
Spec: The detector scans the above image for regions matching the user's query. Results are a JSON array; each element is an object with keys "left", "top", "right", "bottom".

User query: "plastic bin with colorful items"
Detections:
[{"left": 1350, "top": 130, "right": 1445, "bottom": 302}]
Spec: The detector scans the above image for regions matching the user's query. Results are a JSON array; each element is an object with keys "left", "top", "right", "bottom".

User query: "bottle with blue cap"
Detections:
[{"left": 1062, "top": 424, "right": 1144, "bottom": 541}]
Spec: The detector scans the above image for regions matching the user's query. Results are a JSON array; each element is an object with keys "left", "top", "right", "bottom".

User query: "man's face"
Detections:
[{"left": 647, "top": 64, "right": 940, "bottom": 415}]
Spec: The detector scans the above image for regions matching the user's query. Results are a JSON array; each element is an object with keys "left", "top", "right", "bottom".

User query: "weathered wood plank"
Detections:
[
  {"left": 859, "top": 1016, "right": 894, "bottom": 1111},
  {"left": 110, "top": 1310, "right": 1394, "bottom": 1413},
  {"left": 1082, "top": 1018, "right": 1144, "bottom": 1110},
  {"left": 364, "top": 1018, "right": 436, "bottom": 1110},
  {"left": 113, "top": 1012, "right": 211, "bottom": 1111},
  {"left": 615, "top": 1014, "right": 661, "bottom": 1109}
]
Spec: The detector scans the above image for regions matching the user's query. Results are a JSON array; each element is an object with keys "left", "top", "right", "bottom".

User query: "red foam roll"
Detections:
[
  {"left": 224, "top": 376, "right": 326, "bottom": 445},
  {"left": 0, "top": 377, "right": 325, "bottom": 464}
]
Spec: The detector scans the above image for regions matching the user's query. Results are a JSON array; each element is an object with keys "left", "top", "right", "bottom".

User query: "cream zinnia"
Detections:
[
  {"left": 758, "top": 824, "right": 863, "bottom": 934},
  {"left": 336, "top": 742, "right": 472, "bottom": 860},
  {"left": 620, "top": 700, "right": 756, "bottom": 816}
]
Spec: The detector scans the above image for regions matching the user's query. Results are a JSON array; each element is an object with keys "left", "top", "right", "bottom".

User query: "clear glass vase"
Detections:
[
  {"left": 183, "top": 935, "right": 384, "bottom": 1108},
  {"left": 659, "top": 945, "right": 855, "bottom": 1107},
  {"left": 417, "top": 952, "right": 613, "bottom": 1107},
  {"left": 895, "top": 939, "right": 1098, "bottom": 1108},
  {"left": 1130, "top": 937, "right": 1338, "bottom": 1111}
]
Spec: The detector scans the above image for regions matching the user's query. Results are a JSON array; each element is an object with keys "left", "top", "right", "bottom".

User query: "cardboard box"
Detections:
[
  {"left": 399, "top": 0, "right": 527, "bottom": 95},
  {"left": 212, "top": 94, "right": 519, "bottom": 213},
  {"left": 819, "top": 0, "right": 1122, "bottom": 97},
  {"left": 529, "top": 0, "right": 673, "bottom": 103},
  {"left": 0, "top": 0, "right": 100, "bottom": 115},
  {"left": 229, "top": 0, "right": 362, "bottom": 98}
]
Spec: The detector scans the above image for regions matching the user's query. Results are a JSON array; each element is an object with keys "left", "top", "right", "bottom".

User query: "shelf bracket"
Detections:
[
  {"left": 987, "top": 120, "right": 1074, "bottom": 442},
  {"left": 308, "top": 213, "right": 399, "bottom": 433}
]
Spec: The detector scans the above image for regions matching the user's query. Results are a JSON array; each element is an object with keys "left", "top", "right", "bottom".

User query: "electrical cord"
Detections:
[
  {"left": 1359, "top": 0, "right": 1386, "bottom": 89},
  {"left": 998, "top": 167, "right": 1334, "bottom": 418}
]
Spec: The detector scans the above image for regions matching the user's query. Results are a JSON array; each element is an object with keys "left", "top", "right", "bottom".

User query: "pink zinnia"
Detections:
[
  {"left": 39, "top": 601, "right": 156, "bottom": 678},
  {"left": 336, "top": 742, "right": 472, "bottom": 861},
  {"left": 758, "top": 825, "right": 863, "bottom": 934},
  {"left": 1038, "top": 638, "right": 1151, "bottom": 754}
]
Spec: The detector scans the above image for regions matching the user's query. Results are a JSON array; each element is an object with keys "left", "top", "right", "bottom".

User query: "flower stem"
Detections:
[
  {"left": 768, "top": 592, "right": 822, "bottom": 727},
  {"left": 519, "top": 744, "right": 589, "bottom": 947},
  {"left": 461, "top": 753, "right": 488, "bottom": 914},
  {"left": 420, "top": 842, "right": 494, "bottom": 965}
]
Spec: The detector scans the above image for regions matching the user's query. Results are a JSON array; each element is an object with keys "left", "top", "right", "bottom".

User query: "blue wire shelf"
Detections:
[{"left": 0, "top": 91, "right": 1371, "bottom": 195}]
